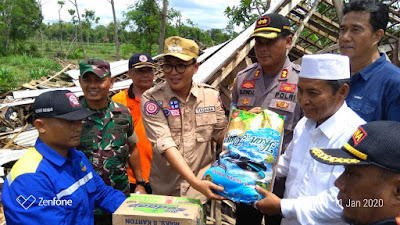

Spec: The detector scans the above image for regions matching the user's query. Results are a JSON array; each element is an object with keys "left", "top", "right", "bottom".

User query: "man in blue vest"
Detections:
[{"left": 1, "top": 90, "right": 126, "bottom": 225}]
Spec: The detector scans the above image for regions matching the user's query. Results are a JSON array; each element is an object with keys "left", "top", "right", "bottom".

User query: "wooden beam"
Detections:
[
  {"left": 219, "top": 85, "right": 232, "bottom": 107},
  {"left": 297, "top": 3, "right": 340, "bottom": 29},
  {"left": 317, "top": 43, "right": 339, "bottom": 53},
  {"left": 245, "top": 56, "right": 253, "bottom": 66},
  {"left": 3, "top": 123, "right": 29, "bottom": 149},
  {"left": 275, "top": 0, "right": 303, "bottom": 16},
  {"left": 211, "top": 40, "right": 255, "bottom": 88},
  {"left": 291, "top": 9, "right": 338, "bottom": 39},
  {"left": 32, "top": 64, "right": 72, "bottom": 89},
  {"left": 294, "top": 45, "right": 313, "bottom": 55},
  {"left": 289, "top": 0, "right": 322, "bottom": 52},
  {"left": 331, "top": 0, "right": 343, "bottom": 24},
  {"left": 288, "top": 14, "right": 338, "bottom": 43}
]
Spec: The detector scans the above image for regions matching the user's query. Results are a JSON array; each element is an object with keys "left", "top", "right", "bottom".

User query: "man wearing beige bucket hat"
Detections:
[{"left": 141, "top": 36, "right": 228, "bottom": 204}]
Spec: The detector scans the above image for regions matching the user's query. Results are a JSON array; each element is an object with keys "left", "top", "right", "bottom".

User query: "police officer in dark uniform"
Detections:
[{"left": 232, "top": 13, "right": 302, "bottom": 225}]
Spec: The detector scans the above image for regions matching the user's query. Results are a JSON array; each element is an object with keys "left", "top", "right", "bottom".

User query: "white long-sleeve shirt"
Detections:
[{"left": 276, "top": 102, "right": 365, "bottom": 225}]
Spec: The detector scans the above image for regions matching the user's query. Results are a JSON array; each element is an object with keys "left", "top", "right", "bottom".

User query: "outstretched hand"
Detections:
[
  {"left": 194, "top": 179, "right": 226, "bottom": 200},
  {"left": 255, "top": 185, "right": 282, "bottom": 216}
]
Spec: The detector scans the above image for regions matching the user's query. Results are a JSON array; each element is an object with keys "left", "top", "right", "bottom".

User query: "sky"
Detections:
[{"left": 41, "top": 0, "right": 242, "bottom": 31}]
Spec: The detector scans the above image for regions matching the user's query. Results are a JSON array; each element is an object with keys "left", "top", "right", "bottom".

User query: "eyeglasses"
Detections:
[{"left": 162, "top": 62, "right": 195, "bottom": 74}]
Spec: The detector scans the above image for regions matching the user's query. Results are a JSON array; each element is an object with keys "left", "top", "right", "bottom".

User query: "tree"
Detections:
[
  {"left": 209, "top": 28, "right": 230, "bottom": 45},
  {"left": 225, "top": 22, "right": 239, "bottom": 39},
  {"left": 124, "top": 0, "right": 160, "bottom": 54},
  {"left": 81, "top": 9, "right": 99, "bottom": 46},
  {"left": 108, "top": 0, "right": 120, "bottom": 60},
  {"left": 225, "top": 0, "right": 269, "bottom": 29},
  {"left": 57, "top": 1, "right": 65, "bottom": 54},
  {"left": 0, "top": 0, "right": 42, "bottom": 54},
  {"left": 176, "top": 19, "right": 213, "bottom": 46},
  {"left": 65, "top": 9, "right": 78, "bottom": 59},
  {"left": 69, "top": 0, "right": 86, "bottom": 58},
  {"left": 157, "top": 0, "right": 168, "bottom": 54},
  {"left": 68, "top": 9, "right": 78, "bottom": 43},
  {"left": 36, "top": 0, "right": 45, "bottom": 57}
]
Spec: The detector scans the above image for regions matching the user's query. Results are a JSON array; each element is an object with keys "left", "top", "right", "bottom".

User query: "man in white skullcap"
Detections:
[{"left": 254, "top": 54, "right": 365, "bottom": 225}]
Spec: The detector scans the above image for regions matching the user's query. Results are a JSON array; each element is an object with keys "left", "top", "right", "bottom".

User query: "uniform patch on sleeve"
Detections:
[
  {"left": 269, "top": 99, "right": 296, "bottom": 112},
  {"left": 169, "top": 100, "right": 181, "bottom": 117},
  {"left": 241, "top": 97, "right": 250, "bottom": 105},
  {"left": 144, "top": 100, "right": 160, "bottom": 115},
  {"left": 170, "top": 100, "right": 180, "bottom": 109},
  {"left": 276, "top": 101, "right": 289, "bottom": 109},
  {"left": 242, "top": 80, "right": 255, "bottom": 89},
  {"left": 279, "top": 82, "right": 297, "bottom": 93}
]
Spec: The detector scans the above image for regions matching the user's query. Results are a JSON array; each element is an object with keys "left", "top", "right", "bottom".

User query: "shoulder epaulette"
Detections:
[
  {"left": 237, "top": 63, "right": 258, "bottom": 77},
  {"left": 292, "top": 63, "right": 301, "bottom": 72}
]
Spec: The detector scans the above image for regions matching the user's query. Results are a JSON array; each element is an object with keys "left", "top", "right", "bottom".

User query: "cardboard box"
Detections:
[{"left": 113, "top": 194, "right": 203, "bottom": 225}]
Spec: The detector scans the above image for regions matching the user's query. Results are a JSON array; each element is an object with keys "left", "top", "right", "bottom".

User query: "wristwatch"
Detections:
[{"left": 136, "top": 179, "right": 146, "bottom": 186}]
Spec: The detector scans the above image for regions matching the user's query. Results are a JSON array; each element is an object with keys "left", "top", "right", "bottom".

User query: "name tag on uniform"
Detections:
[
  {"left": 196, "top": 106, "right": 215, "bottom": 114},
  {"left": 269, "top": 99, "right": 296, "bottom": 112}
]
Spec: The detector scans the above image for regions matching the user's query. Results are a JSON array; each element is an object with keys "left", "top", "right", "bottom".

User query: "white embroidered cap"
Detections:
[{"left": 300, "top": 54, "right": 350, "bottom": 80}]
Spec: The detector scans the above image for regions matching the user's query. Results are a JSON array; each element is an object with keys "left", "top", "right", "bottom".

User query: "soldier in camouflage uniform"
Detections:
[{"left": 76, "top": 58, "right": 145, "bottom": 225}]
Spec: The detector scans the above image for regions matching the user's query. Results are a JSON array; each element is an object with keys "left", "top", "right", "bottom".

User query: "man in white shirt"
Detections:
[{"left": 255, "top": 54, "right": 365, "bottom": 225}]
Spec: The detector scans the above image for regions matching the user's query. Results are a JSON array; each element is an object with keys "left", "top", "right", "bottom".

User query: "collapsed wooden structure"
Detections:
[{"left": 0, "top": 0, "right": 399, "bottom": 224}]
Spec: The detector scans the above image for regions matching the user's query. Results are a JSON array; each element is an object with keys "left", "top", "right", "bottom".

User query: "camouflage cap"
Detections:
[
  {"left": 79, "top": 58, "right": 111, "bottom": 78},
  {"left": 164, "top": 36, "right": 199, "bottom": 61}
]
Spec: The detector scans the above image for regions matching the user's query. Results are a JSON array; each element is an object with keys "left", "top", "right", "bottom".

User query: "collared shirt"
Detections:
[
  {"left": 77, "top": 97, "right": 138, "bottom": 196},
  {"left": 2, "top": 139, "right": 126, "bottom": 225},
  {"left": 141, "top": 81, "right": 228, "bottom": 203},
  {"left": 277, "top": 102, "right": 365, "bottom": 225},
  {"left": 347, "top": 53, "right": 400, "bottom": 122},
  {"left": 112, "top": 84, "right": 153, "bottom": 183},
  {"left": 232, "top": 57, "right": 302, "bottom": 149}
]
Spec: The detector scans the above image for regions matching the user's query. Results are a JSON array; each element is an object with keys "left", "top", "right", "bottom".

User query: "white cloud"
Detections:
[{"left": 41, "top": 0, "right": 241, "bottom": 31}]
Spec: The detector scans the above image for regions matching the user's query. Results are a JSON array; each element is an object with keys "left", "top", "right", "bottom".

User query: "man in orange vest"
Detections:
[{"left": 112, "top": 53, "right": 155, "bottom": 193}]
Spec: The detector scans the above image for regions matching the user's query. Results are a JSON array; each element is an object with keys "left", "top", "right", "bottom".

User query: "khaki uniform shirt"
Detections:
[
  {"left": 141, "top": 81, "right": 228, "bottom": 203},
  {"left": 232, "top": 57, "right": 301, "bottom": 149}
]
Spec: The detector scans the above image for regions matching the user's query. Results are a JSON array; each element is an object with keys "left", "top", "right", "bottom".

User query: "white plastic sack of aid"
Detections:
[{"left": 203, "top": 107, "right": 284, "bottom": 205}]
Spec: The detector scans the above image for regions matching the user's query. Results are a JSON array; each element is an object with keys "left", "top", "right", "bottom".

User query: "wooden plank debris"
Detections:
[{"left": 3, "top": 124, "right": 28, "bottom": 149}]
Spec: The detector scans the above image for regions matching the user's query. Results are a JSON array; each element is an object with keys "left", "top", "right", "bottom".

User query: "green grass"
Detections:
[
  {"left": 0, "top": 41, "right": 142, "bottom": 95},
  {"left": 0, "top": 54, "right": 62, "bottom": 94},
  {"left": 27, "top": 40, "right": 138, "bottom": 62}
]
